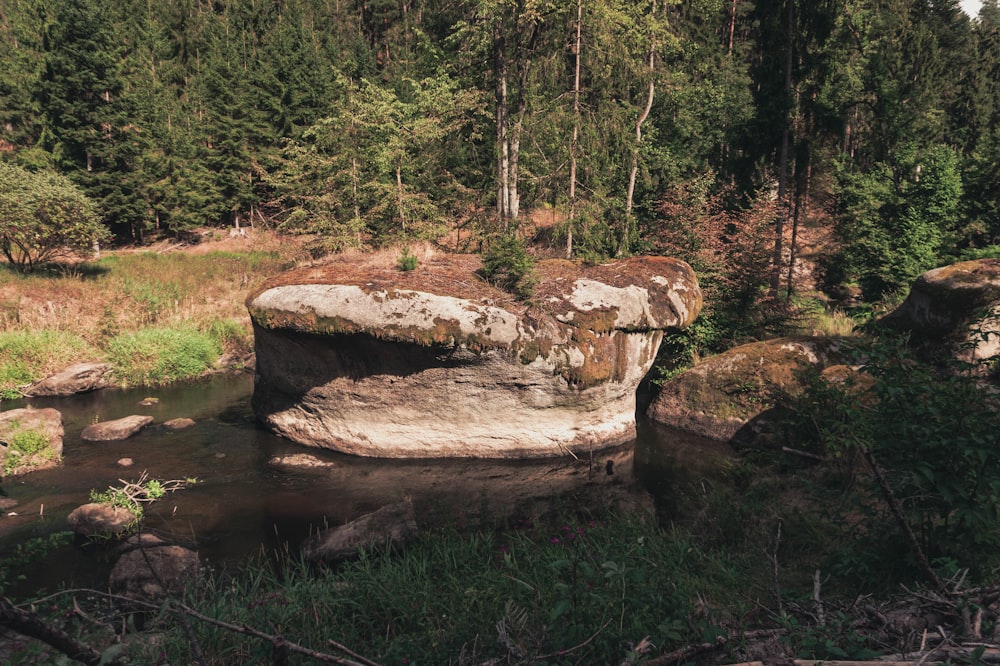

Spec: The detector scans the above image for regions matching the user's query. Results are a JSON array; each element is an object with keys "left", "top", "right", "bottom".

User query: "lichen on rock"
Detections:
[{"left": 248, "top": 254, "right": 700, "bottom": 458}]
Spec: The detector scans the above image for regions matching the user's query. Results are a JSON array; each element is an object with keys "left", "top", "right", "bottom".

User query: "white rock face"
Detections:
[{"left": 248, "top": 255, "right": 700, "bottom": 458}]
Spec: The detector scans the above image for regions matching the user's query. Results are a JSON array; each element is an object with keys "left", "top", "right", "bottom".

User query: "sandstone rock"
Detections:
[
  {"left": 24, "top": 363, "right": 112, "bottom": 397},
  {"left": 117, "top": 458, "right": 134, "bottom": 467},
  {"left": 138, "top": 397, "right": 159, "bottom": 406},
  {"left": 302, "top": 500, "right": 418, "bottom": 561},
  {"left": 110, "top": 534, "right": 200, "bottom": 602},
  {"left": 81, "top": 415, "right": 154, "bottom": 442},
  {"left": 647, "top": 337, "right": 846, "bottom": 442},
  {"left": 163, "top": 418, "right": 195, "bottom": 430},
  {"left": 881, "top": 258, "right": 1000, "bottom": 365},
  {"left": 67, "top": 502, "right": 137, "bottom": 537},
  {"left": 0, "top": 407, "right": 63, "bottom": 476},
  {"left": 248, "top": 254, "right": 700, "bottom": 458}
]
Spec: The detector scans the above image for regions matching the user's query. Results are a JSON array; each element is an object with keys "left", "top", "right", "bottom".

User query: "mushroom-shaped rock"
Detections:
[
  {"left": 0, "top": 408, "right": 63, "bottom": 476},
  {"left": 302, "top": 500, "right": 418, "bottom": 562},
  {"left": 248, "top": 255, "right": 701, "bottom": 458},
  {"left": 881, "top": 258, "right": 1000, "bottom": 365},
  {"left": 24, "top": 362, "right": 112, "bottom": 397},
  {"left": 81, "top": 415, "right": 154, "bottom": 442},
  {"left": 647, "top": 337, "right": 847, "bottom": 442}
]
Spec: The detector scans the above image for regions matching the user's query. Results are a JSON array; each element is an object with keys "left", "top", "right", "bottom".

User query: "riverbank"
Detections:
[{"left": 0, "top": 230, "right": 309, "bottom": 399}]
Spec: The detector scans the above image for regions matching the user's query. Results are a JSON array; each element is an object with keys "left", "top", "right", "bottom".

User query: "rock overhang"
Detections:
[{"left": 247, "top": 253, "right": 702, "bottom": 458}]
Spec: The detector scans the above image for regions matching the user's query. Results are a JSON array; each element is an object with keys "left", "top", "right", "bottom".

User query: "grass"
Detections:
[
  {"left": 0, "top": 330, "right": 97, "bottom": 398},
  {"left": 2, "top": 428, "right": 52, "bottom": 475},
  {"left": 142, "top": 512, "right": 751, "bottom": 665},
  {"left": 105, "top": 327, "right": 222, "bottom": 386},
  {"left": 0, "top": 231, "right": 300, "bottom": 396}
]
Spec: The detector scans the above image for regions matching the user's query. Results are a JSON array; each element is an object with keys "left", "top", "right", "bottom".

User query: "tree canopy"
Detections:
[{"left": 0, "top": 0, "right": 997, "bottom": 297}]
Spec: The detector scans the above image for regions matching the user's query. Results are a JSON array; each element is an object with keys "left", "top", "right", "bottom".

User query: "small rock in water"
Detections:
[
  {"left": 81, "top": 415, "right": 154, "bottom": 442},
  {"left": 269, "top": 453, "right": 338, "bottom": 470},
  {"left": 214, "top": 452, "right": 226, "bottom": 459},
  {"left": 163, "top": 418, "right": 195, "bottom": 430},
  {"left": 138, "top": 397, "right": 159, "bottom": 406},
  {"left": 117, "top": 458, "right": 134, "bottom": 467}
]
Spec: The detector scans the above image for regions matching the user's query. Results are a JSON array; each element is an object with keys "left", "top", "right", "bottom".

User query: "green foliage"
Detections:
[
  {"left": 0, "top": 163, "right": 109, "bottom": 272},
  {"left": 480, "top": 235, "right": 537, "bottom": 300},
  {"left": 152, "top": 514, "right": 742, "bottom": 664},
  {"left": 782, "top": 334, "right": 1000, "bottom": 581},
  {"left": 0, "top": 532, "right": 73, "bottom": 594},
  {"left": 105, "top": 327, "right": 221, "bottom": 387},
  {"left": 396, "top": 246, "right": 418, "bottom": 271},
  {"left": 830, "top": 145, "right": 963, "bottom": 300}
]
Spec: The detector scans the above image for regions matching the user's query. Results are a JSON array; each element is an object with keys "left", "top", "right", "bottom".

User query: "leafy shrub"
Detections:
[
  {"left": 781, "top": 333, "right": 1000, "bottom": 582},
  {"left": 0, "top": 163, "right": 110, "bottom": 272},
  {"left": 106, "top": 327, "right": 221, "bottom": 386},
  {"left": 480, "top": 234, "right": 536, "bottom": 300}
]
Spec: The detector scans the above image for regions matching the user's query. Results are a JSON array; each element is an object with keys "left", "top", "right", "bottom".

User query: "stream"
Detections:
[{"left": 0, "top": 372, "right": 732, "bottom": 595}]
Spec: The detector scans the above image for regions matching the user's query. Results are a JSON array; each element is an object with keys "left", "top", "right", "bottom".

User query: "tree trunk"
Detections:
[
  {"left": 787, "top": 148, "right": 811, "bottom": 300},
  {"left": 769, "top": 0, "right": 794, "bottom": 297},
  {"left": 396, "top": 157, "right": 406, "bottom": 232},
  {"left": 494, "top": 26, "right": 511, "bottom": 225},
  {"left": 567, "top": 0, "right": 583, "bottom": 259},
  {"left": 622, "top": 0, "right": 657, "bottom": 257}
]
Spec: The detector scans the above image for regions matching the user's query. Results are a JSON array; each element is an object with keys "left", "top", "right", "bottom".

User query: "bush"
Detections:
[
  {"left": 106, "top": 327, "right": 221, "bottom": 386},
  {"left": 781, "top": 333, "right": 1000, "bottom": 582},
  {"left": 396, "top": 246, "right": 418, "bottom": 271},
  {"left": 0, "top": 163, "right": 110, "bottom": 272},
  {"left": 480, "top": 234, "right": 536, "bottom": 300}
]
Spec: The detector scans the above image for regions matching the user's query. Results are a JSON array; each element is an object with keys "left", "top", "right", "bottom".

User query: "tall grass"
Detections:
[
  {"left": 0, "top": 330, "right": 96, "bottom": 398},
  {"left": 148, "top": 513, "right": 749, "bottom": 665},
  {"left": 106, "top": 327, "right": 222, "bottom": 386}
]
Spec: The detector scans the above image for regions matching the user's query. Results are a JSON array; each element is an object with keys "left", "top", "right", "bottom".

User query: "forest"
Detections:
[{"left": 2, "top": 0, "right": 999, "bottom": 305}]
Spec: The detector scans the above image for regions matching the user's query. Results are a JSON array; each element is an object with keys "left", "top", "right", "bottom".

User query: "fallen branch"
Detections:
[{"left": 0, "top": 595, "right": 116, "bottom": 665}]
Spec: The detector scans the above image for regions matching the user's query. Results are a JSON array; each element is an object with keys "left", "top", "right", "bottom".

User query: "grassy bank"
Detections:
[{"left": 0, "top": 232, "right": 302, "bottom": 398}]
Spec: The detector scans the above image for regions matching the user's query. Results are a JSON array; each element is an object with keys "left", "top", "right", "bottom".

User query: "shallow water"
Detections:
[{"left": 0, "top": 373, "right": 731, "bottom": 594}]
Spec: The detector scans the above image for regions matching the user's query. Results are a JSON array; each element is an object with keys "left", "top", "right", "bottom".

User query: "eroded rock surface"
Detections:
[
  {"left": 248, "top": 255, "right": 700, "bottom": 458},
  {"left": 647, "top": 337, "right": 846, "bottom": 442},
  {"left": 0, "top": 407, "right": 63, "bottom": 476},
  {"left": 881, "top": 258, "right": 1000, "bottom": 365}
]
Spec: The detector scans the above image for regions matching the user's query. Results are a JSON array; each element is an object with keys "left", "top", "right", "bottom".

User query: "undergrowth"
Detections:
[{"left": 147, "top": 513, "right": 749, "bottom": 664}]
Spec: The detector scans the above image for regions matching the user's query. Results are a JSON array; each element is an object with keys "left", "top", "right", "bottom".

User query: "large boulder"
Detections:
[
  {"left": 24, "top": 362, "right": 112, "bottom": 397},
  {"left": 247, "top": 254, "right": 701, "bottom": 458},
  {"left": 0, "top": 407, "right": 63, "bottom": 476},
  {"left": 881, "top": 258, "right": 1000, "bottom": 365},
  {"left": 647, "top": 337, "right": 847, "bottom": 442}
]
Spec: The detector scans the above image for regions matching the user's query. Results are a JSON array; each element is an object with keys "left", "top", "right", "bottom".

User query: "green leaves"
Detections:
[{"left": 0, "top": 162, "right": 108, "bottom": 272}]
